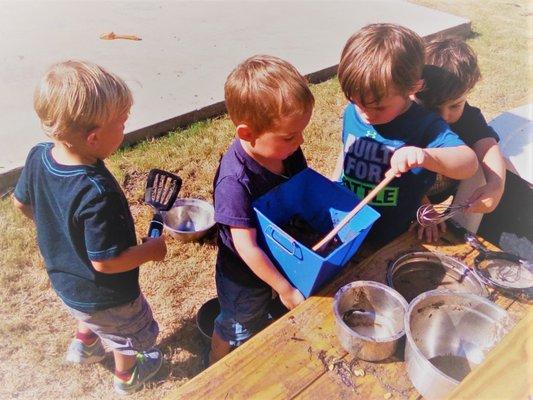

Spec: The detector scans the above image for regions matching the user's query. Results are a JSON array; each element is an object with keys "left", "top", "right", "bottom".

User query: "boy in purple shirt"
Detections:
[{"left": 210, "top": 55, "right": 315, "bottom": 364}]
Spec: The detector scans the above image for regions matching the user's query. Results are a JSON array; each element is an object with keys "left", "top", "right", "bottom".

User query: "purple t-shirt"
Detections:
[{"left": 213, "top": 139, "right": 307, "bottom": 288}]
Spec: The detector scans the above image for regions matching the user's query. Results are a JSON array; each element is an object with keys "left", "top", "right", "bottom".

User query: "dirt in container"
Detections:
[
  {"left": 342, "top": 309, "right": 397, "bottom": 339},
  {"left": 392, "top": 262, "right": 449, "bottom": 302},
  {"left": 428, "top": 354, "right": 477, "bottom": 381},
  {"left": 280, "top": 214, "right": 342, "bottom": 256}
]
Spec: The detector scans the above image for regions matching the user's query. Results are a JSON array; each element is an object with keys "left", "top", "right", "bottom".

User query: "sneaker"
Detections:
[
  {"left": 113, "top": 348, "right": 163, "bottom": 395},
  {"left": 65, "top": 337, "right": 106, "bottom": 364}
]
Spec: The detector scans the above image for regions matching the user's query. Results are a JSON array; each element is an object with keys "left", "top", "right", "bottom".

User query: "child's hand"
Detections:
[
  {"left": 390, "top": 146, "right": 426, "bottom": 173},
  {"left": 142, "top": 235, "right": 167, "bottom": 261},
  {"left": 409, "top": 219, "right": 447, "bottom": 243},
  {"left": 465, "top": 182, "right": 504, "bottom": 213},
  {"left": 279, "top": 286, "right": 305, "bottom": 310}
]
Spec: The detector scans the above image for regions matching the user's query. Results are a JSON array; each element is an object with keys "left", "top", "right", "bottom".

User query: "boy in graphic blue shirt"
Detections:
[{"left": 333, "top": 24, "right": 478, "bottom": 245}]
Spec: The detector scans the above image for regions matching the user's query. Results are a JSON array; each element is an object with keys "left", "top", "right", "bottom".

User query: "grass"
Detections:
[{"left": 0, "top": 1, "right": 529, "bottom": 399}]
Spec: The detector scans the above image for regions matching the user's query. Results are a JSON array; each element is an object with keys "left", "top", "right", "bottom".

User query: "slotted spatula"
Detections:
[{"left": 144, "top": 169, "right": 182, "bottom": 237}]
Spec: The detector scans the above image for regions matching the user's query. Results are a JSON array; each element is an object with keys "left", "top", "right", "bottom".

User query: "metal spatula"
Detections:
[{"left": 144, "top": 169, "right": 182, "bottom": 237}]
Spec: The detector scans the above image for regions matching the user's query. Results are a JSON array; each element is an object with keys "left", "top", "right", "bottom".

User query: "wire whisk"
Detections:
[{"left": 416, "top": 203, "right": 470, "bottom": 227}]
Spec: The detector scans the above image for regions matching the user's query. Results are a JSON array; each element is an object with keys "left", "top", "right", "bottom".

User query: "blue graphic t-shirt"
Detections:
[
  {"left": 341, "top": 102, "right": 465, "bottom": 244},
  {"left": 14, "top": 143, "right": 140, "bottom": 312}
]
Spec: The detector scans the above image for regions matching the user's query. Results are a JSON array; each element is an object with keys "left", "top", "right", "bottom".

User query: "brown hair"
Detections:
[
  {"left": 417, "top": 38, "right": 481, "bottom": 110},
  {"left": 224, "top": 55, "right": 314, "bottom": 133},
  {"left": 338, "top": 23, "right": 425, "bottom": 106},
  {"left": 34, "top": 60, "right": 133, "bottom": 141}
]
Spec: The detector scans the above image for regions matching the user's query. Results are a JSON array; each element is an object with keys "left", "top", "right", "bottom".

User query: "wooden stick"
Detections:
[
  {"left": 100, "top": 32, "right": 142, "bottom": 41},
  {"left": 312, "top": 168, "right": 397, "bottom": 252}
]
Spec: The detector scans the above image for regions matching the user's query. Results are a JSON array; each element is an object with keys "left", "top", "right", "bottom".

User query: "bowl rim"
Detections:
[
  {"left": 386, "top": 251, "right": 489, "bottom": 299},
  {"left": 403, "top": 289, "right": 511, "bottom": 384},
  {"left": 162, "top": 197, "right": 215, "bottom": 234},
  {"left": 333, "top": 280, "right": 409, "bottom": 342}
]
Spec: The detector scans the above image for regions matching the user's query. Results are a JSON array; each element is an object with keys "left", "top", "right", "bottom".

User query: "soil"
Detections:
[{"left": 280, "top": 214, "right": 342, "bottom": 256}]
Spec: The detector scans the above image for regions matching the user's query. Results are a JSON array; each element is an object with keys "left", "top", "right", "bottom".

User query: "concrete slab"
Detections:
[
  {"left": 0, "top": 0, "right": 470, "bottom": 193},
  {"left": 489, "top": 104, "right": 533, "bottom": 184}
]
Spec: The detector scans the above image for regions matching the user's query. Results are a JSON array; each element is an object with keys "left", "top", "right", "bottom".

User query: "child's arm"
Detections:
[
  {"left": 330, "top": 148, "right": 344, "bottom": 181},
  {"left": 231, "top": 226, "right": 304, "bottom": 310},
  {"left": 13, "top": 196, "right": 33, "bottom": 220},
  {"left": 466, "top": 138, "right": 506, "bottom": 213},
  {"left": 91, "top": 236, "right": 166, "bottom": 274},
  {"left": 390, "top": 145, "right": 478, "bottom": 179}
]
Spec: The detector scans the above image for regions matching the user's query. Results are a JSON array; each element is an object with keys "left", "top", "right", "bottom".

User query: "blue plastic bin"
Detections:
[{"left": 253, "top": 168, "right": 380, "bottom": 297}]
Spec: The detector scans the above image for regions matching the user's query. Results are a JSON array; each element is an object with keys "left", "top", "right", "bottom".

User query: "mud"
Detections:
[
  {"left": 428, "top": 354, "right": 476, "bottom": 381},
  {"left": 281, "top": 214, "right": 342, "bottom": 256}
]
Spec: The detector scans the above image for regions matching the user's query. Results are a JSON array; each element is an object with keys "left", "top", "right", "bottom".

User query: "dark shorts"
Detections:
[
  {"left": 213, "top": 271, "right": 272, "bottom": 346},
  {"left": 64, "top": 294, "right": 159, "bottom": 355}
]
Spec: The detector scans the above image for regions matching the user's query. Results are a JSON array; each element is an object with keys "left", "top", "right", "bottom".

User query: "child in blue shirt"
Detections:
[
  {"left": 13, "top": 61, "right": 167, "bottom": 395},
  {"left": 333, "top": 24, "right": 478, "bottom": 245},
  {"left": 211, "top": 55, "right": 315, "bottom": 364},
  {"left": 415, "top": 38, "right": 506, "bottom": 240}
]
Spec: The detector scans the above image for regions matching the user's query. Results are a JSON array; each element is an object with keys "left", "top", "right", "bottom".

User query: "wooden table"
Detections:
[{"left": 165, "top": 230, "right": 532, "bottom": 400}]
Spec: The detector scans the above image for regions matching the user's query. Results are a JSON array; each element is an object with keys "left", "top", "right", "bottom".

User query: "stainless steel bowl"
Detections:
[
  {"left": 387, "top": 252, "right": 488, "bottom": 303},
  {"left": 404, "top": 290, "right": 513, "bottom": 400},
  {"left": 162, "top": 198, "right": 215, "bottom": 242},
  {"left": 333, "top": 281, "right": 408, "bottom": 361}
]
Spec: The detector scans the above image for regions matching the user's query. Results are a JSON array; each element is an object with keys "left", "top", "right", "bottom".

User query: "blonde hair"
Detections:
[
  {"left": 34, "top": 60, "right": 133, "bottom": 141},
  {"left": 338, "top": 23, "right": 425, "bottom": 106},
  {"left": 224, "top": 55, "right": 314, "bottom": 133}
]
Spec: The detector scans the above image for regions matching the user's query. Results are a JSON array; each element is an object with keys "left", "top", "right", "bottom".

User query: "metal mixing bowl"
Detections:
[
  {"left": 387, "top": 252, "right": 488, "bottom": 303},
  {"left": 404, "top": 290, "right": 514, "bottom": 400},
  {"left": 333, "top": 281, "right": 408, "bottom": 361},
  {"left": 162, "top": 198, "right": 215, "bottom": 242}
]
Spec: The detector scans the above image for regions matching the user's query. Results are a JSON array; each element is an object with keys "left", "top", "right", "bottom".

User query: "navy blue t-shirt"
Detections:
[
  {"left": 213, "top": 139, "right": 307, "bottom": 288},
  {"left": 427, "top": 103, "right": 500, "bottom": 202},
  {"left": 341, "top": 102, "right": 465, "bottom": 244},
  {"left": 14, "top": 143, "right": 140, "bottom": 312},
  {"left": 451, "top": 103, "right": 499, "bottom": 147}
]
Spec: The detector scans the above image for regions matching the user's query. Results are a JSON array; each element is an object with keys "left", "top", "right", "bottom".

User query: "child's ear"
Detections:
[
  {"left": 86, "top": 127, "right": 100, "bottom": 148},
  {"left": 236, "top": 124, "right": 255, "bottom": 143},
  {"left": 409, "top": 79, "right": 425, "bottom": 95}
]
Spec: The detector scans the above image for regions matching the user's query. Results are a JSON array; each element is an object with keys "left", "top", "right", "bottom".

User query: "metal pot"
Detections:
[
  {"left": 333, "top": 281, "right": 408, "bottom": 361},
  {"left": 387, "top": 252, "right": 488, "bottom": 303},
  {"left": 162, "top": 198, "right": 215, "bottom": 242},
  {"left": 404, "top": 290, "right": 513, "bottom": 400}
]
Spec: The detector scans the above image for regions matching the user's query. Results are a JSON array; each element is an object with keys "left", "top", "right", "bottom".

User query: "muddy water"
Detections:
[
  {"left": 342, "top": 309, "right": 397, "bottom": 339},
  {"left": 393, "top": 262, "right": 460, "bottom": 302},
  {"left": 428, "top": 354, "right": 478, "bottom": 381}
]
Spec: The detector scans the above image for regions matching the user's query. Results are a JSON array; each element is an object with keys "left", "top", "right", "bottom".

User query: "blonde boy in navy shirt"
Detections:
[{"left": 13, "top": 61, "right": 166, "bottom": 395}]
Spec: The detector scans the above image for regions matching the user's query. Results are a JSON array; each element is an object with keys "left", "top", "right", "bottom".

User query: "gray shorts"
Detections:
[{"left": 64, "top": 294, "right": 159, "bottom": 356}]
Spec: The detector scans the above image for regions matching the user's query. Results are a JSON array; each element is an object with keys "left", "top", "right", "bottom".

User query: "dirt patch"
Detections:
[{"left": 280, "top": 214, "right": 341, "bottom": 256}]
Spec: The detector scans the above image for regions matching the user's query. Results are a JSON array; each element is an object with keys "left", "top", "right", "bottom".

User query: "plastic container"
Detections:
[{"left": 253, "top": 168, "right": 380, "bottom": 297}]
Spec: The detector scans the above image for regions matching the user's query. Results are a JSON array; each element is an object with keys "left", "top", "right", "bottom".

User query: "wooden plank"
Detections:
[
  {"left": 446, "top": 310, "right": 533, "bottom": 400},
  {"left": 164, "top": 294, "right": 346, "bottom": 400},
  {"left": 295, "top": 348, "right": 419, "bottom": 400},
  {"left": 165, "top": 231, "right": 530, "bottom": 400}
]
